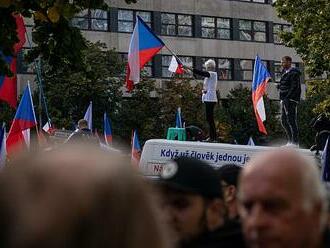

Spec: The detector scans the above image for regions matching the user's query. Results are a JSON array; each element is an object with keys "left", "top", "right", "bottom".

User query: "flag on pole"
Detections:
[
  {"left": 176, "top": 107, "right": 183, "bottom": 128},
  {"left": 321, "top": 138, "right": 330, "bottom": 182},
  {"left": 126, "top": 16, "right": 165, "bottom": 91},
  {"left": 42, "top": 121, "right": 55, "bottom": 134},
  {"left": 6, "top": 84, "right": 37, "bottom": 155},
  {"left": 252, "top": 55, "right": 271, "bottom": 135},
  {"left": 104, "top": 112, "right": 113, "bottom": 146},
  {"left": 83, "top": 101, "right": 92, "bottom": 130},
  {"left": 247, "top": 136, "right": 255, "bottom": 146},
  {"left": 0, "top": 124, "right": 7, "bottom": 168},
  {"left": 168, "top": 56, "right": 184, "bottom": 75},
  {"left": 0, "top": 15, "right": 26, "bottom": 108},
  {"left": 131, "top": 129, "right": 142, "bottom": 166}
]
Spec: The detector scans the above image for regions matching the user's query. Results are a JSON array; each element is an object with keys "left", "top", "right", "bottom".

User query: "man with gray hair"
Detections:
[
  {"left": 238, "top": 149, "right": 330, "bottom": 248},
  {"left": 185, "top": 59, "right": 218, "bottom": 142}
]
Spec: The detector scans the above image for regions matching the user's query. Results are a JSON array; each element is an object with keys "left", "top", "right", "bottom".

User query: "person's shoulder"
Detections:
[{"left": 290, "top": 67, "right": 301, "bottom": 75}]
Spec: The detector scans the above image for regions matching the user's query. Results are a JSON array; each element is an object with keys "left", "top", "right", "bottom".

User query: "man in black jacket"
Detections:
[
  {"left": 279, "top": 56, "right": 301, "bottom": 147},
  {"left": 158, "top": 157, "right": 245, "bottom": 248},
  {"left": 65, "top": 119, "right": 98, "bottom": 145}
]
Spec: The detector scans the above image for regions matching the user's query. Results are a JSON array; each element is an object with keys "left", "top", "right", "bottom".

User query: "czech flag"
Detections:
[
  {"left": 6, "top": 84, "right": 37, "bottom": 155},
  {"left": 103, "top": 112, "right": 113, "bottom": 146},
  {"left": 131, "top": 129, "right": 142, "bottom": 166},
  {"left": 0, "top": 15, "right": 26, "bottom": 108},
  {"left": 0, "top": 124, "right": 6, "bottom": 168},
  {"left": 321, "top": 138, "right": 330, "bottom": 182},
  {"left": 168, "top": 56, "right": 184, "bottom": 75},
  {"left": 83, "top": 101, "right": 92, "bottom": 130},
  {"left": 252, "top": 55, "right": 271, "bottom": 135},
  {"left": 126, "top": 16, "right": 165, "bottom": 91},
  {"left": 176, "top": 107, "right": 183, "bottom": 128}
]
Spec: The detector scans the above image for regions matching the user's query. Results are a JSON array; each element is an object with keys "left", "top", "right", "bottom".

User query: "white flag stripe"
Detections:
[
  {"left": 256, "top": 97, "right": 266, "bottom": 121},
  {"left": 168, "top": 56, "right": 179, "bottom": 73},
  {"left": 43, "top": 122, "right": 50, "bottom": 132},
  {"left": 128, "top": 17, "right": 140, "bottom": 83}
]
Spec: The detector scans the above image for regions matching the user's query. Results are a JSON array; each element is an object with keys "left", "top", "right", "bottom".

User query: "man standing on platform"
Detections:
[{"left": 279, "top": 56, "right": 301, "bottom": 147}]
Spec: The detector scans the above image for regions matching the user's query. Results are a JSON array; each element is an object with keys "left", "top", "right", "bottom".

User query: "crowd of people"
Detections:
[{"left": 0, "top": 142, "right": 329, "bottom": 248}]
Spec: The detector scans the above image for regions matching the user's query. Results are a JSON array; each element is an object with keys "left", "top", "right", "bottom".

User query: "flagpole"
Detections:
[
  {"left": 26, "top": 30, "right": 52, "bottom": 129},
  {"left": 164, "top": 44, "right": 184, "bottom": 65}
]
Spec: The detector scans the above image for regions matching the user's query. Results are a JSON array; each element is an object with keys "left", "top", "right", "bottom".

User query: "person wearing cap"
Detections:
[
  {"left": 217, "top": 164, "right": 242, "bottom": 221},
  {"left": 158, "top": 156, "right": 245, "bottom": 248}
]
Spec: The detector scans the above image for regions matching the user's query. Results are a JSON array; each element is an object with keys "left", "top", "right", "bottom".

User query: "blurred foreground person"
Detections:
[
  {"left": 217, "top": 164, "right": 242, "bottom": 220},
  {"left": 238, "top": 149, "right": 330, "bottom": 248},
  {"left": 158, "top": 157, "right": 245, "bottom": 248},
  {"left": 0, "top": 145, "right": 170, "bottom": 248}
]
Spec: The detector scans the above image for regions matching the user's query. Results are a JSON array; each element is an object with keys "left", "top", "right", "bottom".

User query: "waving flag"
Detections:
[
  {"left": 321, "top": 138, "right": 330, "bottom": 182},
  {"left": 131, "top": 129, "right": 142, "bottom": 166},
  {"left": 247, "top": 137, "right": 255, "bottom": 146},
  {"left": 104, "top": 112, "right": 113, "bottom": 146},
  {"left": 252, "top": 55, "right": 271, "bottom": 135},
  {"left": 168, "top": 56, "right": 184, "bottom": 75},
  {"left": 83, "top": 101, "right": 92, "bottom": 130},
  {"left": 0, "top": 124, "right": 6, "bottom": 168},
  {"left": 126, "top": 16, "right": 165, "bottom": 91},
  {"left": 176, "top": 107, "right": 183, "bottom": 128},
  {"left": 0, "top": 15, "right": 26, "bottom": 108},
  {"left": 6, "top": 84, "right": 37, "bottom": 155}
]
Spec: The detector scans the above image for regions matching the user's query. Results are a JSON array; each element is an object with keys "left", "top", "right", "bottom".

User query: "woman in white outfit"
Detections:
[{"left": 185, "top": 59, "right": 218, "bottom": 142}]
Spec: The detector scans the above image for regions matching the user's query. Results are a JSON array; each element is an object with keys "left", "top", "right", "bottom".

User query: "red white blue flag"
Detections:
[
  {"left": 0, "top": 15, "right": 26, "bottom": 108},
  {"left": 131, "top": 129, "right": 142, "bottom": 166},
  {"left": 168, "top": 56, "right": 184, "bottom": 75},
  {"left": 6, "top": 84, "right": 37, "bottom": 155},
  {"left": 252, "top": 55, "right": 271, "bottom": 135},
  {"left": 103, "top": 112, "right": 113, "bottom": 146},
  {"left": 126, "top": 16, "right": 165, "bottom": 91}
]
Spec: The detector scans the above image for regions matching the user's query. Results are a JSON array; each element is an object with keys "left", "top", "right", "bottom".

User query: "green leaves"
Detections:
[{"left": 275, "top": 0, "right": 330, "bottom": 77}]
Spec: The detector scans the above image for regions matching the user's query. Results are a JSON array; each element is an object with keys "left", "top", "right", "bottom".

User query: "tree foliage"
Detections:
[
  {"left": 41, "top": 41, "right": 125, "bottom": 131},
  {"left": 274, "top": 0, "right": 330, "bottom": 77},
  {"left": 0, "top": 0, "right": 138, "bottom": 75},
  {"left": 274, "top": 0, "right": 330, "bottom": 114},
  {"left": 218, "top": 85, "right": 283, "bottom": 145}
]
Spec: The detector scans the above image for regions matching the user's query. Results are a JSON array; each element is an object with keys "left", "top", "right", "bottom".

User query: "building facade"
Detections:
[{"left": 18, "top": 0, "right": 305, "bottom": 99}]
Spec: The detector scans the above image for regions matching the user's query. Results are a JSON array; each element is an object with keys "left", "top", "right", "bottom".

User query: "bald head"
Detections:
[
  {"left": 242, "top": 149, "right": 324, "bottom": 208},
  {"left": 238, "top": 149, "right": 327, "bottom": 248}
]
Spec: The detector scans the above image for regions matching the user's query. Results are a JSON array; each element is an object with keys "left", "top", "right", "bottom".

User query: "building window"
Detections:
[
  {"left": 201, "top": 58, "right": 233, "bottom": 80},
  {"left": 119, "top": 53, "right": 153, "bottom": 77},
  {"left": 71, "top": 9, "right": 108, "bottom": 31},
  {"left": 161, "top": 13, "right": 193, "bottom": 37},
  {"left": 118, "top": 9, "right": 152, "bottom": 33},
  {"left": 162, "top": 55, "right": 193, "bottom": 78},
  {"left": 273, "top": 23, "right": 291, "bottom": 44},
  {"left": 201, "top": 17, "right": 231, "bottom": 39},
  {"left": 218, "top": 58, "right": 233, "bottom": 80},
  {"left": 239, "top": 59, "right": 253, "bottom": 81},
  {"left": 238, "top": 20, "right": 267, "bottom": 42},
  {"left": 17, "top": 49, "right": 35, "bottom": 74}
]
